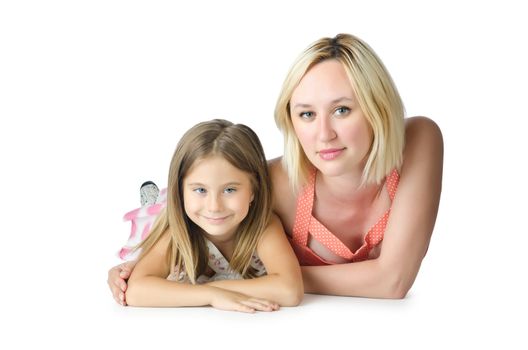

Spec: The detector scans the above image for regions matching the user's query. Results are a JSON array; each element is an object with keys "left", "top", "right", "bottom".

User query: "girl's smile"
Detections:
[
  {"left": 202, "top": 214, "right": 232, "bottom": 224},
  {"left": 183, "top": 155, "right": 254, "bottom": 242}
]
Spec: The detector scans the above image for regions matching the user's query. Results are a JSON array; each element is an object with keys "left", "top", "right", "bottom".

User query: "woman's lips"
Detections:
[{"left": 318, "top": 148, "right": 345, "bottom": 160}]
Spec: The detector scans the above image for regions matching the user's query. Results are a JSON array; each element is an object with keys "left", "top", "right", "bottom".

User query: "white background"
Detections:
[{"left": 1, "top": 0, "right": 527, "bottom": 348}]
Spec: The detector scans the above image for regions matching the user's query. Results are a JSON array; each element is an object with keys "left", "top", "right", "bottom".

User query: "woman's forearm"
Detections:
[{"left": 301, "top": 258, "right": 414, "bottom": 299}]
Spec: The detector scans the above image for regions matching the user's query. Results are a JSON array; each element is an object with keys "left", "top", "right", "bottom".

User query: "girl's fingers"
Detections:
[
  {"left": 252, "top": 298, "right": 280, "bottom": 310},
  {"left": 235, "top": 304, "right": 256, "bottom": 313},
  {"left": 240, "top": 299, "right": 278, "bottom": 312}
]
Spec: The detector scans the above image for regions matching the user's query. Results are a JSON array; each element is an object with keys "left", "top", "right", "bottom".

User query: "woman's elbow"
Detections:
[
  {"left": 376, "top": 261, "right": 413, "bottom": 299},
  {"left": 385, "top": 280, "right": 410, "bottom": 299},
  {"left": 383, "top": 270, "right": 416, "bottom": 299}
]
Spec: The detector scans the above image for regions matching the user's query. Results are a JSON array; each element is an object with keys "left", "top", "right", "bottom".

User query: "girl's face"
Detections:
[
  {"left": 183, "top": 155, "right": 254, "bottom": 242},
  {"left": 290, "top": 59, "right": 372, "bottom": 178}
]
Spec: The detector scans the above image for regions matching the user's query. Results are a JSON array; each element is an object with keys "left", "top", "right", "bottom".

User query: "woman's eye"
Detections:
[
  {"left": 193, "top": 188, "right": 206, "bottom": 194},
  {"left": 335, "top": 106, "right": 350, "bottom": 116},
  {"left": 299, "top": 111, "right": 314, "bottom": 119}
]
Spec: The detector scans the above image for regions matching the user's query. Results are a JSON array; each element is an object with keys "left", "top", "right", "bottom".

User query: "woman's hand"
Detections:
[
  {"left": 209, "top": 287, "right": 279, "bottom": 313},
  {"left": 107, "top": 261, "right": 136, "bottom": 306}
]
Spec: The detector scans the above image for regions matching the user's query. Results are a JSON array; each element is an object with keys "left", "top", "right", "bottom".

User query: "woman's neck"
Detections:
[{"left": 316, "top": 170, "right": 382, "bottom": 207}]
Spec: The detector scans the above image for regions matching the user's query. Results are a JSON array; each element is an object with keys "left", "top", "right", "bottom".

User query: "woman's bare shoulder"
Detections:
[
  {"left": 268, "top": 156, "right": 285, "bottom": 174},
  {"left": 402, "top": 116, "right": 443, "bottom": 181},
  {"left": 268, "top": 157, "right": 290, "bottom": 190},
  {"left": 267, "top": 157, "right": 297, "bottom": 232},
  {"left": 405, "top": 116, "right": 443, "bottom": 145}
]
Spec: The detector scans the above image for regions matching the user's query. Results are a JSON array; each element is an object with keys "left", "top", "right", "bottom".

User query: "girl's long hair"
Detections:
[{"left": 134, "top": 119, "right": 272, "bottom": 283}]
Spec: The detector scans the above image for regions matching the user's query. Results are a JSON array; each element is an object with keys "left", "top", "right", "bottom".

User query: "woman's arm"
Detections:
[
  {"left": 207, "top": 214, "right": 304, "bottom": 306},
  {"left": 125, "top": 230, "right": 279, "bottom": 312},
  {"left": 108, "top": 260, "right": 136, "bottom": 305},
  {"left": 302, "top": 117, "right": 444, "bottom": 298}
]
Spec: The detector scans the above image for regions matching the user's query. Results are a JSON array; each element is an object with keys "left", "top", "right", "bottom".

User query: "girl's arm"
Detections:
[
  {"left": 207, "top": 214, "right": 304, "bottom": 306},
  {"left": 125, "top": 230, "right": 278, "bottom": 312},
  {"left": 301, "top": 117, "right": 444, "bottom": 298}
]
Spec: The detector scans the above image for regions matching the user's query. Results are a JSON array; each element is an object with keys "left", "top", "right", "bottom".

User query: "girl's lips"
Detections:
[
  {"left": 203, "top": 215, "right": 230, "bottom": 224},
  {"left": 318, "top": 148, "right": 345, "bottom": 160}
]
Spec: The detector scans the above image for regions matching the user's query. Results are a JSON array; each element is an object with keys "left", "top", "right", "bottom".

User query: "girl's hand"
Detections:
[
  {"left": 107, "top": 261, "right": 137, "bottom": 306},
  {"left": 209, "top": 287, "right": 279, "bottom": 313}
]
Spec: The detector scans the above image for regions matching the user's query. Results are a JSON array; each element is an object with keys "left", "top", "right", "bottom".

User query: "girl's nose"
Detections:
[{"left": 207, "top": 194, "right": 223, "bottom": 212}]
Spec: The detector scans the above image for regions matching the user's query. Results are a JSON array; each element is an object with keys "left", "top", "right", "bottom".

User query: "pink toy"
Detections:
[{"left": 118, "top": 187, "right": 167, "bottom": 261}]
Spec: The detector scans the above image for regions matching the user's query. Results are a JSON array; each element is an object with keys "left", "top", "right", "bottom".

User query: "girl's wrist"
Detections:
[{"left": 198, "top": 284, "right": 220, "bottom": 306}]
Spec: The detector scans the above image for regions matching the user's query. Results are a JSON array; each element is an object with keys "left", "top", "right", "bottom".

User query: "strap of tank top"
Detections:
[
  {"left": 291, "top": 169, "right": 317, "bottom": 247},
  {"left": 363, "top": 169, "right": 399, "bottom": 248},
  {"left": 292, "top": 169, "right": 356, "bottom": 260},
  {"left": 386, "top": 169, "right": 399, "bottom": 201},
  {"left": 309, "top": 219, "right": 355, "bottom": 260}
]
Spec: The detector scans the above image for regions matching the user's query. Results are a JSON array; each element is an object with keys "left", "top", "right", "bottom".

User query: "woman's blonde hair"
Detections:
[
  {"left": 135, "top": 119, "right": 272, "bottom": 284},
  {"left": 275, "top": 33, "right": 405, "bottom": 191}
]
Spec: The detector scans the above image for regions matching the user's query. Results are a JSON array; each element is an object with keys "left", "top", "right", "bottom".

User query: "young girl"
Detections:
[{"left": 123, "top": 119, "right": 303, "bottom": 312}]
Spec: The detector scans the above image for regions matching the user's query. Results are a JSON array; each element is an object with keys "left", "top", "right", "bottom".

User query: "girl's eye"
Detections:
[
  {"left": 193, "top": 188, "right": 206, "bottom": 194},
  {"left": 335, "top": 106, "right": 351, "bottom": 116},
  {"left": 224, "top": 187, "right": 237, "bottom": 194},
  {"left": 299, "top": 111, "right": 314, "bottom": 119}
]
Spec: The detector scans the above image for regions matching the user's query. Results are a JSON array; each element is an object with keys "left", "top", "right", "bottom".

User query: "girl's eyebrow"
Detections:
[
  {"left": 186, "top": 182, "right": 242, "bottom": 187},
  {"left": 291, "top": 97, "right": 354, "bottom": 110},
  {"left": 220, "top": 182, "right": 242, "bottom": 187}
]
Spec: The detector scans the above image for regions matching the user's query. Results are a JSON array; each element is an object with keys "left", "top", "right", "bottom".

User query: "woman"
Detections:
[{"left": 108, "top": 33, "right": 443, "bottom": 304}]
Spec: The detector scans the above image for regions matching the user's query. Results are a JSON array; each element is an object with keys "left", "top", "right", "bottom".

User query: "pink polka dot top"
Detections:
[{"left": 290, "top": 168, "right": 400, "bottom": 266}]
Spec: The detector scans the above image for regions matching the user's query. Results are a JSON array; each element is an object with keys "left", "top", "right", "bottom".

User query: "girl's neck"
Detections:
[{"left": 201, "top": 230, "right": 236, "bottom": 258}]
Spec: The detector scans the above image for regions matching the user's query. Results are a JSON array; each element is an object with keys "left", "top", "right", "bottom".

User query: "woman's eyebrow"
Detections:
[
  {"left": 291, "top": 102, "right": 312, "bottom": 110},
  {"left": 330, "top": 97, "right": 354, "bottom": 104},
  {"left": 292, "top": 97, "right": 354, "bottom": 110}
]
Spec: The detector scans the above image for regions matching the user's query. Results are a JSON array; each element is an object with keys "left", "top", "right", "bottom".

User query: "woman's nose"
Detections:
[{"left": 318, "top": 116, "right": 337, "bottom": 142}]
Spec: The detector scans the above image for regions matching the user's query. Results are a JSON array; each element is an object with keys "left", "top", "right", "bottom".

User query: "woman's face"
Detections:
[{"left": 290, "top": 59, "right": 372, "bottom": 178}]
